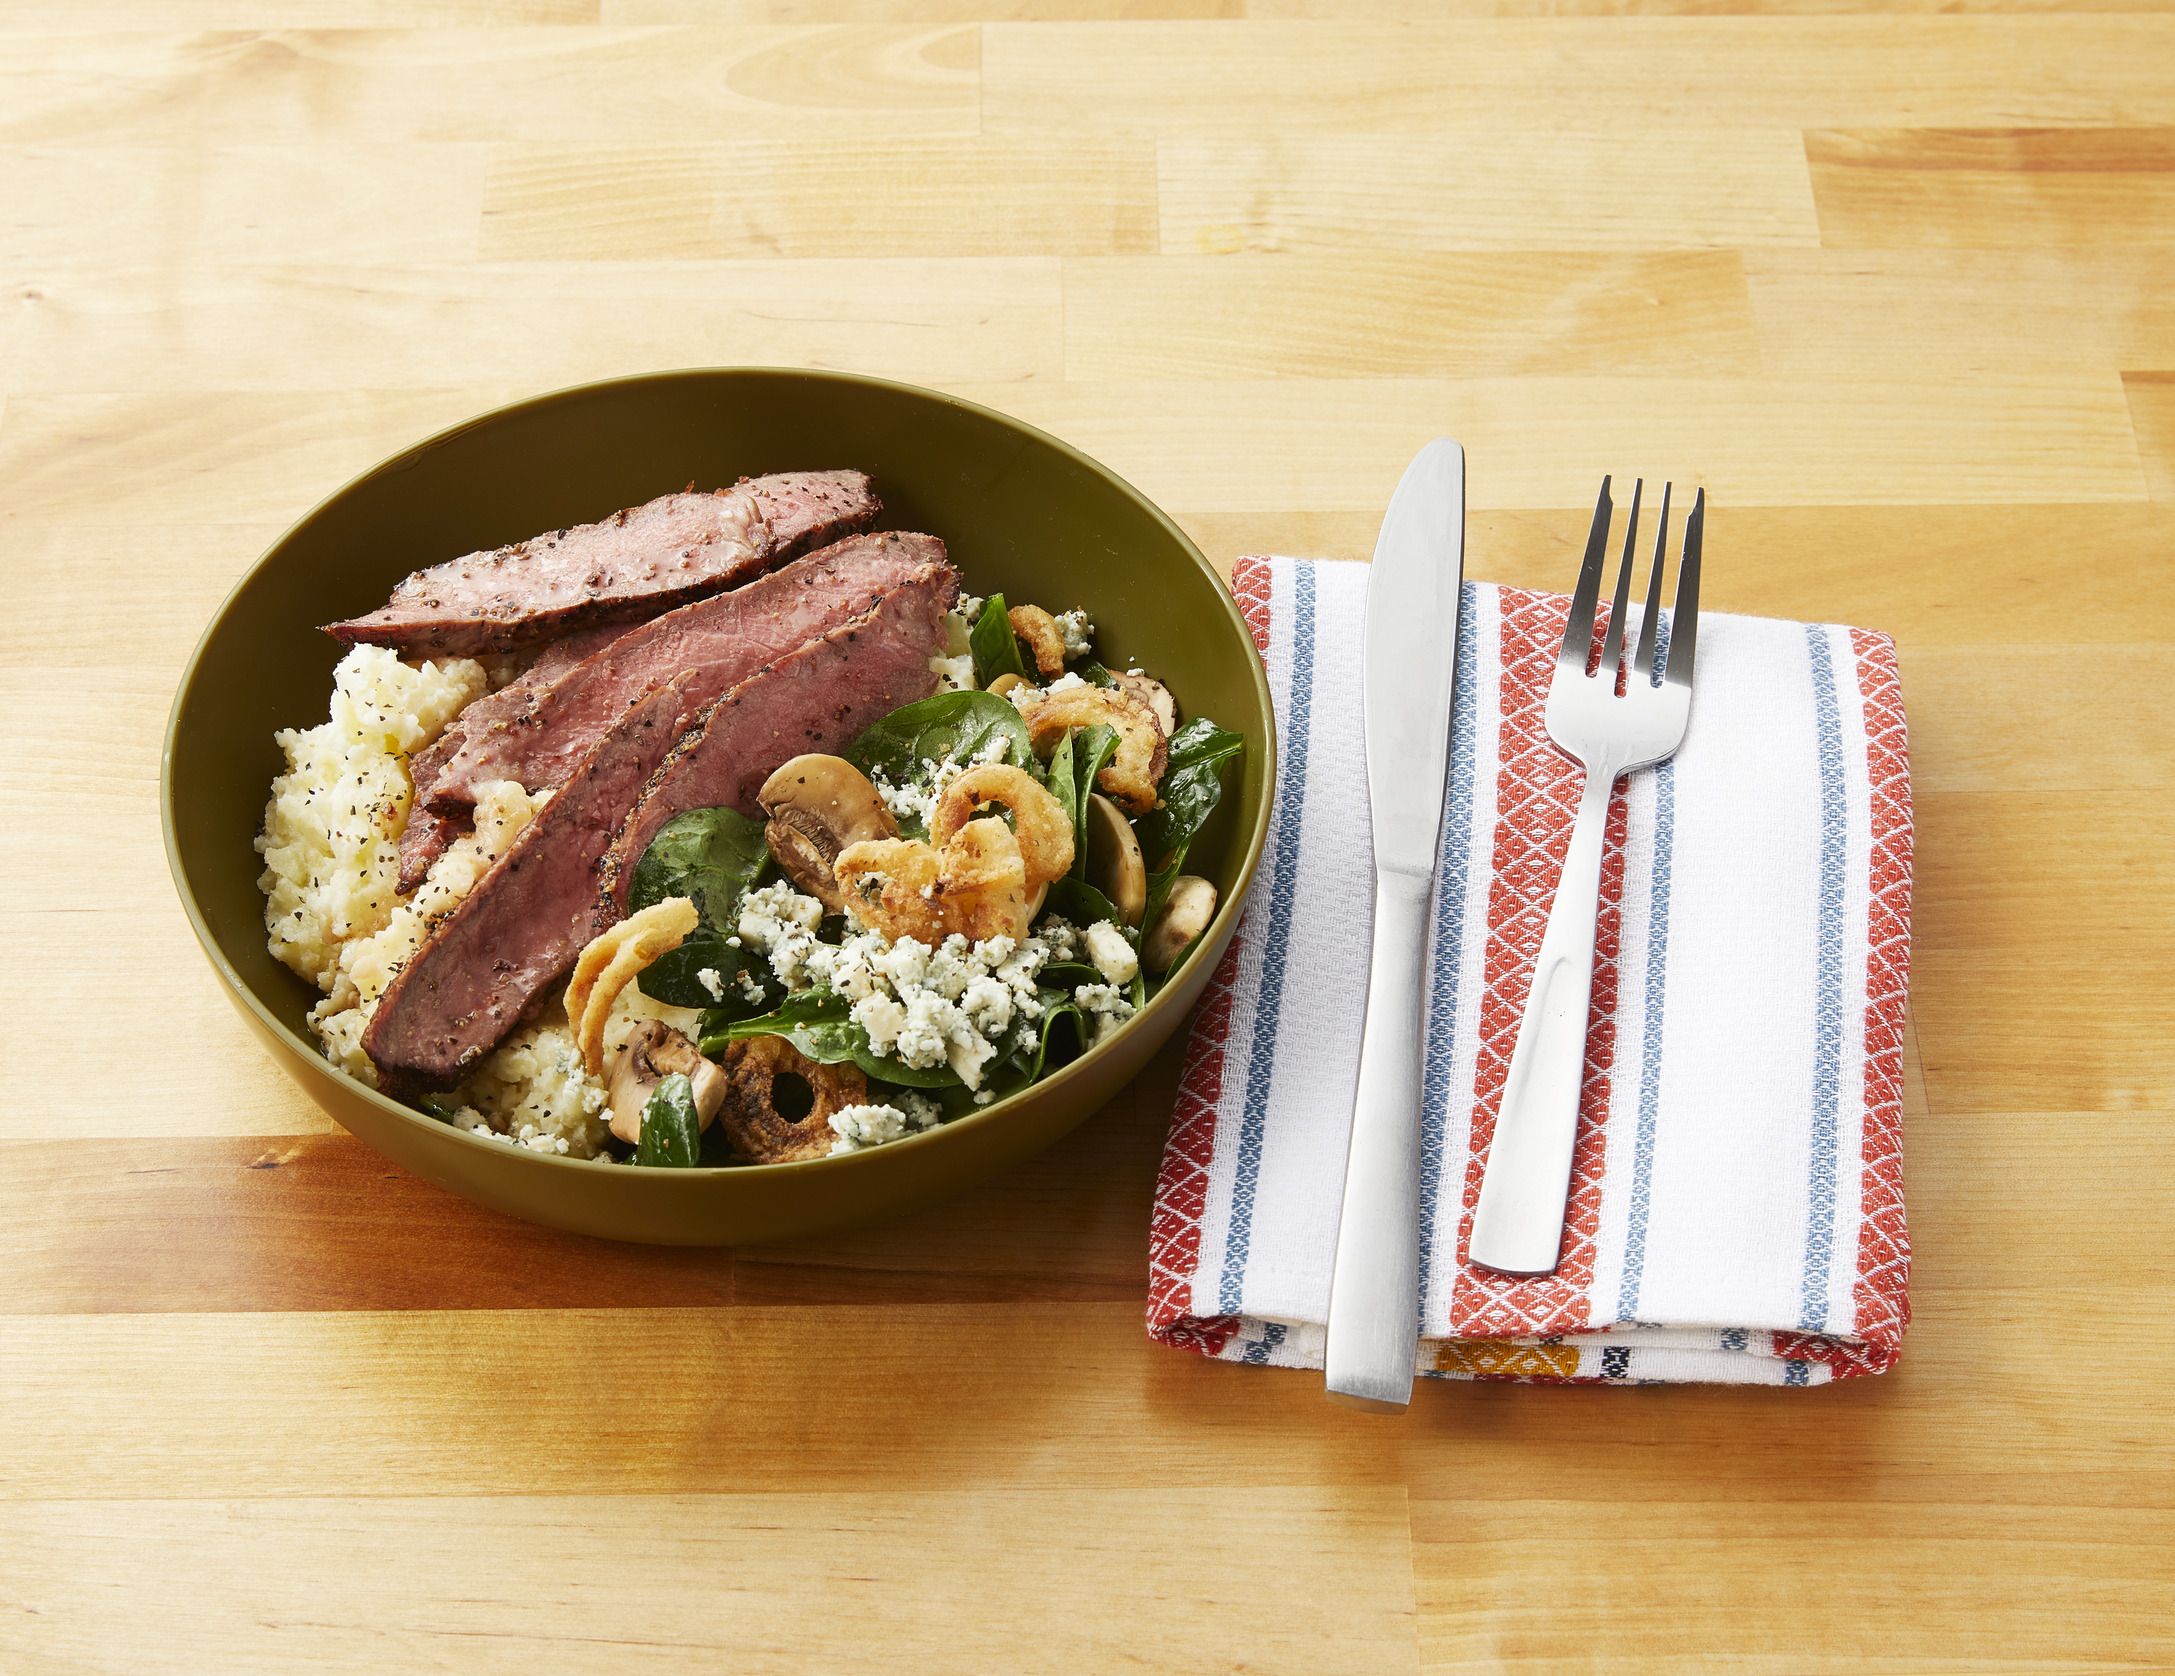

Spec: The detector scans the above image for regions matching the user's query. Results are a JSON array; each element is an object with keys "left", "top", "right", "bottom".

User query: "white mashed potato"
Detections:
[
  {"left": 257, "top": 644, "right": 692, "bottom": 1160},
  {"left": 258, "top": 645, "right": 488, "bottom": 990}
]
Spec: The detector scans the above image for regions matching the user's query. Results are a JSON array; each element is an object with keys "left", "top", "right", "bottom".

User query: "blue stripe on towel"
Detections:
[
  {"left": 1219, "top": 561, "right": 1318, "bottom": 1314},
  {"left": 1416, "top": 581, "right": 1483, "bottom": 1315},
  {"left": 1612, "top": 609, "right": 1676, "bottom": 1326},
  {"left": 1799, "top": 625, "right": 1848, "bottom": 1332},
  {"left": 1615, "top": 756, "right": 1676, "bottom": 1323},
  {"left": 1241, "top": 1321, "right": 1289, "bottom": 1365}
]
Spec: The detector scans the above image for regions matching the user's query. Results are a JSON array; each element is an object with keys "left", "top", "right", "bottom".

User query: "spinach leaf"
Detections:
[
  {"left": 1043, "top": 875, "right": 1121, "bottom": 928},
  {"left": 968, "top": 594, "right": 1027, "bottom": 686},
  {"left": 1072, "top": 661, "right": 1118, "bottom": 689},
  {"left": 1068, "top": 723, "right": 1119, "bottom": 875},
  {"left": 1137, "top": 717, "right": 1246, "bottom": 945},
  {"left": 633, "top": 1073, "right": 702, "bottom": 1168},
  {"left": 640, "top": 936, "right": 778, "bottom": 1015},
  {"left": 630, "top": 805, "right": 772, "bottom": 1005},
  {"left": 1040, "top": 724, "right": 1124, "bottom": 889},
  {"left": 701, "top": 992, "right": 961, "bottom": 1089},
  {"left": 1046, "top": 727, "right": 1079, "bottom": 849},
  {"left": 846, "top": 692, "right": 1034, "bottom": 833},
  {"left": 984, "top": 988, "right": 1083, "bottom": 1098},
  {"left": 1038, "top": 960, "right": 1104, "bottom": 990},
  {"left": 630, "top": 806, "right": 770, "bottom": 929}
]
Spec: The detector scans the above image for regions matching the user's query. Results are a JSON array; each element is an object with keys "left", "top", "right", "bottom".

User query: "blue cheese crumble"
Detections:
[
  {"left": 1082, "top": 920, "right": 1140, "bottom": 986},
  {"left": 869, "top": 733, "right": 1013, "bottom": 829},
  {"left": 1054, "top": 609, "right": 1095, "bottom": 660},
  {"left": 731, "top": 879, "right": 1084, "bottom": 1093},
  {"left": 829, "top": 1093, "right": 944, "bottom": 1156},
  {"left": 1073, "top": 981, "right": 1137, "bottom": 1044}
]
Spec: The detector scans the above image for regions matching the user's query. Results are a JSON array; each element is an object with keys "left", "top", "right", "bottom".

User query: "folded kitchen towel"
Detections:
[{"left": 1147, "top": 556, "right": 1913, "bottom": 1385}]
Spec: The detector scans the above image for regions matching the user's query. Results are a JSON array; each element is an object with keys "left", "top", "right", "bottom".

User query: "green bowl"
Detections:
[{"left": 163, "top": 369, "right": 1276, "bottom": 1245}]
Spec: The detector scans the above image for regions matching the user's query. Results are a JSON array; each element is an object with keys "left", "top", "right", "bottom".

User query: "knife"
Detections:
[{"left": 1324, "top": 438, "right": 1467, "bottom": 1412}]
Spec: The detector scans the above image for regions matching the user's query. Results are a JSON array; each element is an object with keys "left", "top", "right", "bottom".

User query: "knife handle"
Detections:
[
  {"left": 1468, "top": 767, "right": 1614, "bottom": 1276},
  {"left": 1324, "top": 866, "right": 1434, "bottom": 1412}
]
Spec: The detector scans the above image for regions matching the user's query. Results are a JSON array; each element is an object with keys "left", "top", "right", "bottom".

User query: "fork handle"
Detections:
[{"left": 1468, "top": 766, "right": 1616, "bottom": 1276}]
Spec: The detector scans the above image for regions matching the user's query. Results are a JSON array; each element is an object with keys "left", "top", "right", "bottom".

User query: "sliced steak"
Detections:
[
  {"left": 395, "top": 623, "right": 632, "bottom": 892},
  {"left": 743, "top": 470, "right": 885, "bottom": 555},
  {"left": 427, "top": 532, "right": 952, "bottom": 816},
  {"left": 363, "top": 540, "right": 952, "bottom": 1088},
  {"left": 599, "top": 566, "right": 957, "bottom": 916},
  {"left": 326, "top": 469, "right": 878, "bottom": 657},
  {"left": 394, "top": 803, "right": 465, "bottom": 897},
  {"left": 363, "top": 674, "right": 703, "bottom": 1090}
]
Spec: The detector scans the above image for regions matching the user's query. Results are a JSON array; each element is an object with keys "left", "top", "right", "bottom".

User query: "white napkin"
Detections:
[{"left": 1148, "top": 557, "right": 1913, "bottom": 1385}]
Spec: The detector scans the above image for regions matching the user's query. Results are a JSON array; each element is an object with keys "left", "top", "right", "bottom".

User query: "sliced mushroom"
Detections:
[
  {"left": 1143, "top": 875, "right": 1218, "bottom": 974},
  {"left": 607, "top": 1019, "right": 728, "bottom": 1147},
  {"left": 757, "top": 753, "right": 898, "bottom": 913},
  {"left": 1113, "top": 671, "right": 1177, "bottom": 737},
  {"left": 1008, "top": 604, "right": 1068, "bottom": 677},
  {"left": 1083, "top": 793, "right": 1147, "bottom": 927},
  {"left": 715, "top": 1034, "right": 870, "bottom": 1163}
]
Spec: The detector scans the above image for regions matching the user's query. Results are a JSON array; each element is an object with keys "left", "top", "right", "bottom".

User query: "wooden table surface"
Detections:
[{"left": 4, "top": 4, "right": 2172, "bottom": 1672}]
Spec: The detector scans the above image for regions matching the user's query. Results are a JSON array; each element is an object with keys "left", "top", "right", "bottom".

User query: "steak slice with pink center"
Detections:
[
  {"left": 599, "top": 565, "right": 957, "bottom": 918},
  {"left": 363, "top": 541, "right": 955, "bottom": 1089},
  {"left": 363, "top": 674, "right": 704, "bottom": 1090},
  {"left": 426, "top": 532, "right": 950, "bottom": 817},
  {"left": 396, "top": 623, "right": 632, "bottom": 892}
]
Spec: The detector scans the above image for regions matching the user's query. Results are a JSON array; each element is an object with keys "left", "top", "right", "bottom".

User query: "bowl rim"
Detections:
[{"left": 161, "top": 365, "right": 1278, "bottom": 1180}]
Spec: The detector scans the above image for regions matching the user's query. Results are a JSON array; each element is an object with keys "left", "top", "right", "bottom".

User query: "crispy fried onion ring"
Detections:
[
  {"left": 1007, "top": 604, "right": 1068, "bottom": 676},
  {"left": 1023, "top": 685, "right": 1168, "bottom": 816},
  {"left": 929, "top": 764, "right": 1074, "bottom": 886},
  {"left": 716, "top": 1034, "right": 869, "bottom": 1163},
  {"left": 835, "top": 816, "right": 1033, "bottom": 944},
  {"left": 566, "top": 896, "right": 699, "bottom": 1076}
]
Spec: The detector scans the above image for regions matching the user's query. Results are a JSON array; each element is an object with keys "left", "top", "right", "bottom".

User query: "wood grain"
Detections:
[
  {"left": 1064, "top": 252, "right": 1763, "bottom": 378},
  {"left": 980, "top": 18, "right": 2175, "bottom": 133},
  {"left": 1, "top": 5, "right": 2170, "bottom": 1671},
  {"left": 1156, "top": 131, "right": 1822, "bottom": 252},
  {"left": 1807, "top": 125, "right": 2175, "bottom": 246},
  {"left": 0, "top": 1489, "right": 1420, "bottom": 1676},
  {"left": 481, "top": 139, "right": 1158, "bottom": 258}
]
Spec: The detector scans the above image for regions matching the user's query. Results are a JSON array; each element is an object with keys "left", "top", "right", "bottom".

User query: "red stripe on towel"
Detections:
[
  {"left": 1848, "top": 629, "right": 1914, "bottom": 1362},
  {"left": 1145, "top": 555, "right": 1275, "bottom": 1357},
  {"left": 1449, "top": 587, "right": 1630, "bottom": 1341}
]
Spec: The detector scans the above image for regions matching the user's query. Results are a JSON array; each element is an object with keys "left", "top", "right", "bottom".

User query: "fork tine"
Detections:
[
  {"left": 1559, "top": 476, "right": 1612, "bottom": 669},
  {"left": 1664, "top": 486, "right": 1704, "bottom": 688},
  {"left": 1599, "top": 478, "right": 1642, "bottom": 680},
  {"left": 1632, "top": 481, "right": 1672, "bottom": 683}
]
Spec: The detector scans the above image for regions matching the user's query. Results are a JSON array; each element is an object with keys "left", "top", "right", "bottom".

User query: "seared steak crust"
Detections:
[{"left": 327, "top": 470, "right": 878, "bottom": 657}]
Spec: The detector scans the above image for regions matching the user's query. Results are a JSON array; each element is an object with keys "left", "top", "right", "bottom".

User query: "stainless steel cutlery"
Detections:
[
  {"left": 1324, "top": 439, "right": 1467, "bottom": 1412},
  {"left": 1468, "top": 478, "right": 1704, "bottom": 1277}
]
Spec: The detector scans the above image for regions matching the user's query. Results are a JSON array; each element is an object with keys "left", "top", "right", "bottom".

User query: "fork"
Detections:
[{"left": 1467, "top": 477, "right": 1704, "bottom": 1277}]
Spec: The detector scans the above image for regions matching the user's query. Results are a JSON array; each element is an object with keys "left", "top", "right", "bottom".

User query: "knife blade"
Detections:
[{"left": 1324, "top": 438, "right": 1467, "bottom": 1412}]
